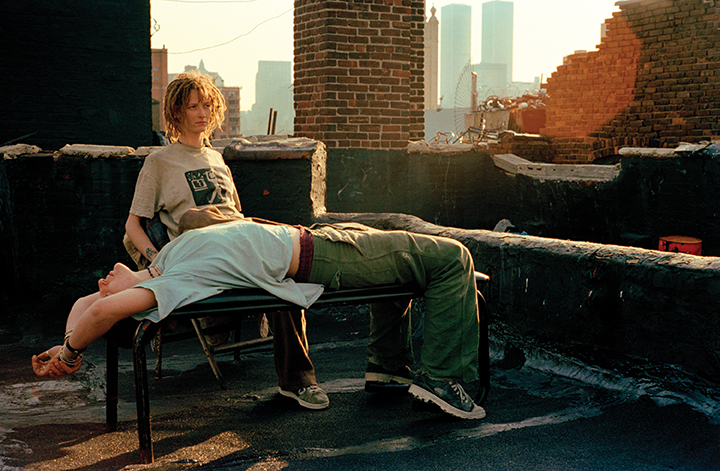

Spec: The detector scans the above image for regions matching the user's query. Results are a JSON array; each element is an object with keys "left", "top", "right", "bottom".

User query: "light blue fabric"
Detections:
[{"left": 133, "top": 220, "right": 324, "bottom": 322}]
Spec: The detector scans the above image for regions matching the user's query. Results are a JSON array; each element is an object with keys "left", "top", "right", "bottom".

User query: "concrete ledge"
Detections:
[
  {"left": 619, "top": 143, "right": 711, "bottom": 157},
  {"left": 315, "top": 211, "right": 720, "bottom": 385},
  {"left": 493, "top": 153, "right": 621, "bottom": 181},
  {"left": 0, "top": 144, "right": 42, "bottom": 158},
  {"left": 59, "top": 144, "right": 135, "bottom": 158},
  {"left": 223, "top": 137, "right": 323, "bottom": 160},
  {"left": 618, "top": 147, "right": 679, "bottom": 157}
]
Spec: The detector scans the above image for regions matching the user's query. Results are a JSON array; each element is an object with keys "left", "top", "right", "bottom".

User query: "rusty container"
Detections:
[{"left": 658, "top": 235, "right": 702, "bottom": 255}]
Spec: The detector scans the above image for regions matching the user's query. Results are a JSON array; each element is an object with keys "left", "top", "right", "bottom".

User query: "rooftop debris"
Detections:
[{"left": 426, "top": 92, "right": 549, "bottom": 150}]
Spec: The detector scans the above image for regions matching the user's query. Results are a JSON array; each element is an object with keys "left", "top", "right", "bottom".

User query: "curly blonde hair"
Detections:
[{"left": 163, "top": 71, "right": 226, "bottom": 143}]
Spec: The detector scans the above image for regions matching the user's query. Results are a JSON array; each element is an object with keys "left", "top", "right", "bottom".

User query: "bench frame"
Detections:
[{"left": 105, "top": 273, "right": 490, "bottom": 464}]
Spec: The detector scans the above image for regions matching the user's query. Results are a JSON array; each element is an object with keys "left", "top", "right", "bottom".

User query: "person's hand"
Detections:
[
  {"left": 50, "top": 355, "right": 83, "bottom": 377},
  {"left": 32, "top": 345, "right": 61, "bottom": 377},
  {"left": 32, "top": 345, "right": 83, "bottom": 378}
]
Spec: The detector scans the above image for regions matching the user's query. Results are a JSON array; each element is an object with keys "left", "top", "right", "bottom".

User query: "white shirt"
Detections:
[{"left": 133, "top": 220, "right": 324, "bottom": 322}]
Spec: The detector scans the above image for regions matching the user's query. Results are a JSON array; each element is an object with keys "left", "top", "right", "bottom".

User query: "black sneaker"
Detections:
[
  {"left": 409, "top": 373, "right": 486, "bottom": 419},
  {"left": 365, "top": 363, "right": 414, "bottom": 393}
]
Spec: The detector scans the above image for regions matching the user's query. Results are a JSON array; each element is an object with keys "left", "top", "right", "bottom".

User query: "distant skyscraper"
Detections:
[
  {"left": 482, "top": 1, "right": 514, "bottom": 84},
  {"left": 473, "top": 62, "right": 507, "bottom": 99},
  {"left": 151, "top": 47, "right": 168, "bottom": 132},
  {"left": 245, "top": 60, "right": 293, "bottom": 136},
  {"left": 440, "top": 4, "right": 472, "bottom": 109},
  {"left": 424, "top": 6, "right": 439, "bottom": 110},
  {"left": 217, "top": 86, "right": 242, "bottom": 140},
  {"left": 170, "top": 60, "right": 225, "bottom": 87}
]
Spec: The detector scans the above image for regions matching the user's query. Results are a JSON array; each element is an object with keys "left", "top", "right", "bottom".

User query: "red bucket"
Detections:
[{"left": 658, "top": 235, "right": 702, "bottom": 255}]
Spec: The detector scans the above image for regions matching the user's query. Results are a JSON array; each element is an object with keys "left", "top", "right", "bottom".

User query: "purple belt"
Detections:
[{"left": 293, "top": 227, "right": 314, "bottom": 283}]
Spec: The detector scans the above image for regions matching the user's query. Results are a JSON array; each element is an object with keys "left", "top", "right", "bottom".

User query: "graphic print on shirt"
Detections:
[{"left": 185, "top": 168, "right": 229, "bottom": 206}]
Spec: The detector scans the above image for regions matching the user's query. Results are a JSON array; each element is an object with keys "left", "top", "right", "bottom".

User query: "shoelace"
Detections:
[
  {"left": 448, "top": 381, "right": 473, "bottom": 406},
  {"left": 299, "top": 385, "right": 322, "bottom": 395}
]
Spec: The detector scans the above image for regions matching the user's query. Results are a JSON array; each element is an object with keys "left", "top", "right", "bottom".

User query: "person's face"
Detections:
[
  {"left": 98, "top": 263, "right": 141, "bottom": 297},
  {"left": 178, "top": 89, "right": 212, "bottom": 137}
]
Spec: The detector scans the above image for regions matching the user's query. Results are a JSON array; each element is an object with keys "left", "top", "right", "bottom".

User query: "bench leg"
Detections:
[
  {"left": 133, "top": 321, "right": 154, "bottom": 464},
  {"left": 106, "top": 340, "right": 119, "bottom": 431},
  {"left": 475, "top": 289, "right": 490, "bottom": 405},
  {"left": 152, "top": 327, "right": 163, "bottom": 380},
  {"left": 191, "top": 318, "right": 228, "bottom": 390}
]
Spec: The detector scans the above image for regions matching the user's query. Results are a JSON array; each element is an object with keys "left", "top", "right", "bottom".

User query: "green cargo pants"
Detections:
[{"left": 307, "top": 223, "right": 479, "bottom": 382}]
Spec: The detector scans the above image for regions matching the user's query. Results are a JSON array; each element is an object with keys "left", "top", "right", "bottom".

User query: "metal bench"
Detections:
[{"left": 105, "top": 272, "right": 490, "bottom": 464}]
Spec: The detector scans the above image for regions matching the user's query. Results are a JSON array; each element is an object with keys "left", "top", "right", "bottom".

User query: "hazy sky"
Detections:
[{"left": 150, "top": 0, "right": 620, "bottom": 110}]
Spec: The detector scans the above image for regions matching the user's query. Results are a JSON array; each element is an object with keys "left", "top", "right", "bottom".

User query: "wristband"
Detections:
[
  {"left": 59, "top": 345, "right": 83, "bottom": 367},
  {"left": 65, "top": 339, "right": 86, "bottom": 356}
]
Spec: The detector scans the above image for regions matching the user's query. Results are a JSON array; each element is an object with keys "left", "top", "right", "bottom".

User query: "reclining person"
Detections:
[
  {"left": 179, "top": 209, "right": 418, "bottom": 394},
  {"left": 32, "top": 215, "right": 485, "bottom": 420}
]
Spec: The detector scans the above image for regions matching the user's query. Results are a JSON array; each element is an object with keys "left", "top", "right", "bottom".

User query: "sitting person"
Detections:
[
  {"left": 32, "top": 215, "right": 485, "bottom": 420},
  {"left": 123, "top": 70, "right": 323, "bottom": 409}
]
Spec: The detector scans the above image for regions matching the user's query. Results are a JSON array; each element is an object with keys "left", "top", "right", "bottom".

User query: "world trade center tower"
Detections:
[
  {"left": 440, "top": 3, "right": 471, "bottom": 110},
  {"left": 482, "top": 0, "right": 514, "bottom": 85}
]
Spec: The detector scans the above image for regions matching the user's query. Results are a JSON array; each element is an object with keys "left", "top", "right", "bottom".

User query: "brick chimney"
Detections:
[{"left": 293, "top": 0, "right": 425, "bottom": 149}]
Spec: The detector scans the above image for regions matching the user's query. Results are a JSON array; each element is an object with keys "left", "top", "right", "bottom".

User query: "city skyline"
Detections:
[{"left": 150, "top": 0, "right": 620, "bottom": 110}]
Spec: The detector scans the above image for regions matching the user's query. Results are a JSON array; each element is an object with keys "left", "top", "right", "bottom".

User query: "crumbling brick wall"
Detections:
[
  {"left": 293, "top": 0, "right": 425, "bottom": 149},
  {"left": 492, "top": 133, "right": 556, "bottom": 163},
  {"left": 542, "top": 0, "right": 720, "bottom": 163}
]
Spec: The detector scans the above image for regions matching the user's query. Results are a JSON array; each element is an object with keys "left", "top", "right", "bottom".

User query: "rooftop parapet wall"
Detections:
[
  {"left": 316, "top": 211, "right": 720, "bottom": 385},
  {"left": 325, "top": 147, "right": 720, "bottom": 255},
  {"left": 3, "top": 145, "right": 719, "bottom": 306},
  {"left": 542, "top": 0, "right": 720, "bottom": 163},
  {"left": 2, "top": 147, "right": 720, "bottom": 386}
]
